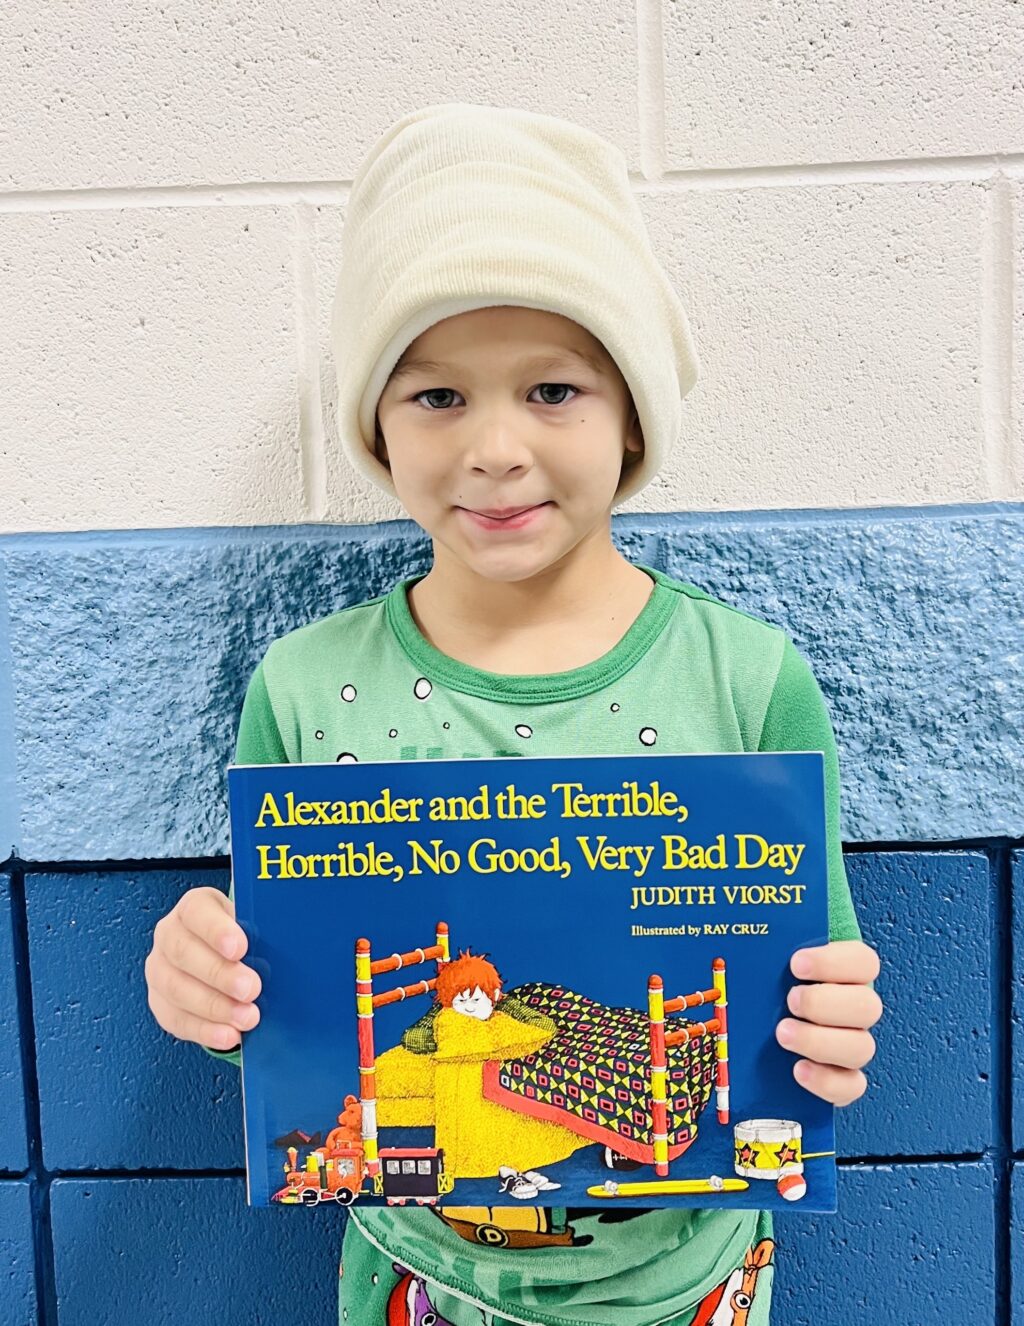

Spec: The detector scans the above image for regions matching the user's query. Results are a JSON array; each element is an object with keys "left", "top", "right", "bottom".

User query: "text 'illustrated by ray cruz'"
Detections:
[{"left": 226, "top": 749, "right": 839, "bottom": 1218}]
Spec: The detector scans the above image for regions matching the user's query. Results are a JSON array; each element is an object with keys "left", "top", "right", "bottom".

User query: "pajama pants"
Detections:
[{"left": 338, "top": 1208, "right": 776, "bottom": 1326}]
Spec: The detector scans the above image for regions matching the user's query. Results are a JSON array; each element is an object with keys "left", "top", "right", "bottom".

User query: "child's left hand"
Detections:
[{"left": 775, "top": 940, "right": 882, "bottom": 1106}]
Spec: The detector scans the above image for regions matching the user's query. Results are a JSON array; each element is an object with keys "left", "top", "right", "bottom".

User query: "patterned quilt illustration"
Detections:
[{"left": 483, "top": 982, "right": 717, "bottom": 1154}]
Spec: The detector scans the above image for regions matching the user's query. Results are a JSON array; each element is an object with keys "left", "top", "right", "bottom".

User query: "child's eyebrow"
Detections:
[{"left": 391, "top": 348, "right": 605, "bottom": 381}]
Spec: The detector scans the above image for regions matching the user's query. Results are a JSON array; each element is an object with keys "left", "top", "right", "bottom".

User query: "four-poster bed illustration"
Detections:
[{"left": 355, "top": 920, "right": 731, "bottom": 1181}]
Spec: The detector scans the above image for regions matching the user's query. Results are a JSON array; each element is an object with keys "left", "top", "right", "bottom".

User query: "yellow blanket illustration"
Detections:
[{"left": 374, "top": 1007, "right": 592, "bottom": 1177}]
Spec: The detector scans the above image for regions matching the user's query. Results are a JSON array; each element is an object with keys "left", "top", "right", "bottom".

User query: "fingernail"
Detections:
[
  {"left": 788, "top": 987, "right": 804, "bottom": 1015},
  {"left": 794, "top": 1060, "right": 812, "bottom": 1086},
  {"left": 777, "top": 1019, "right": 798, "bottom": 1046},
  {"left": 791, "top": 951, "right": 812, "bottom": 978}
]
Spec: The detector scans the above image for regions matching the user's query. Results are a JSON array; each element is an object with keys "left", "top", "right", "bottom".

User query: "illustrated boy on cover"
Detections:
[{"left": 145, "top": 103, "right": 883, "bottom": 1326}]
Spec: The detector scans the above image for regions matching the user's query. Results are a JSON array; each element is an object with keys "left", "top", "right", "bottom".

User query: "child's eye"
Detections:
[
  {"left": 411, "top": 383, "right": 580, "bottom": 411},
  {"left": 531, "top": 383, "right": 579, "bottom": 406}
]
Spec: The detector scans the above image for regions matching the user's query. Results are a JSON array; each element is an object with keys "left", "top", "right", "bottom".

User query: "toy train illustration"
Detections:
[
  {"left": 271, "top": 1141, "right": 452, "bottom": 1207},
  {"left": 377, "top": 1147, "right": 452, "bottom": 1206}
]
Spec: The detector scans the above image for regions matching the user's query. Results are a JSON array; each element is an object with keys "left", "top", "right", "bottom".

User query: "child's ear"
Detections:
[
  {"left": 619, "top": 408, "right": 645, "bottom": 483},
  {"left": 623, "top": 403, "right": 643, "bottom": 455}
]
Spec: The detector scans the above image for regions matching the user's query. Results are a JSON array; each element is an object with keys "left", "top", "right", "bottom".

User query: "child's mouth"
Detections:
[{"left": 461, "top": 503, "right": 550, "bottom": 531}]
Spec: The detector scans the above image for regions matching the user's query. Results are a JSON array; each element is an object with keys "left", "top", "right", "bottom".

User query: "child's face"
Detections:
[
  {"left": 374, "top": 307, "right": 643, "bottom": 584},
  {"left": 451, "top": 984, "right": 496, "bottom": 1019}
]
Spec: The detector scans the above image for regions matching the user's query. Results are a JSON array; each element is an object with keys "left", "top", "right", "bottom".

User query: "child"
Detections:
[
  {"left": 145, "top": 103, "right": 882, "bottom": 1326},
  {"left": 371, "top": 949, "right": 586, "bottom": 1181}
]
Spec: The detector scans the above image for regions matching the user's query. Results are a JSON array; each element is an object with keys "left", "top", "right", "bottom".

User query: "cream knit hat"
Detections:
[{"left": 331, "top": 102, "right": 700, "bottom": 507}]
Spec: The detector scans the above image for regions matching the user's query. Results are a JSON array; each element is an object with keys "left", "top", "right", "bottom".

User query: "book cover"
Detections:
[{"left": 227, "top": 750, "right": 836, "bottom": 1214}]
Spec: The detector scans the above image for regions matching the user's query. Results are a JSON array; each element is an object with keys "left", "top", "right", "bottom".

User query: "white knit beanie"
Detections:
[{"left": 331, "top": 102, "right": 700, "bottom": 508}]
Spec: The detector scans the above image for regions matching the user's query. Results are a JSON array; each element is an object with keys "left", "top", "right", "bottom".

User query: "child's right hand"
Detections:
[{"left": 145, "top": 886, "right": 261, "bottom": 1053}]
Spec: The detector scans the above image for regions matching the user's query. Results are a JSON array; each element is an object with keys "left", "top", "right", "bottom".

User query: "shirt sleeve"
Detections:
[
  {"left": 758, "top": 636, "right": 862, "bottom": 945},
  {"left": 201, "top": 658, "right": 287, "bottom": 1069}
]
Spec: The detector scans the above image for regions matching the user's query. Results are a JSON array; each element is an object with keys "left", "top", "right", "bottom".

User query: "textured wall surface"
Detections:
[
  {"left": 1014, "top": 1166, "right": 1024, "bottom": 1322},
  {"left": 0, "top": 876, "right": 28, "bottom": 1175},
  {"left": 1015, "top": 851, "right": 1024, "bottom": 1154},
  {"left": 0, "top": 1181, "right": 36, "bottom": 1326},
  {"left": 0, "top": 506, "right": 1020, "bottom": 863},
  {"left": 3, "top": 168, "right": 1021, "bottom": 532},
  {"left": 26, "top": 869, "right": 240, "bottom": 1173},
  {"left": 774, "top": 1162, "right": 997, "bottom": 1322},
  {"left": 2, "top": 5, "right": 1022, "bottom": 533},
  {"left": 14, "top": 851, "right": 987, "bottom": 1179},
  {"left": 49, "top": 1179, "right": 347, "bottom": 1326},
  {"left": 835, "top": 851, "right": 989, "bottom": 1159}
]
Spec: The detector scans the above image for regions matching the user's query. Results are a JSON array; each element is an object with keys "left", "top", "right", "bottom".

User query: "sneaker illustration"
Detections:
[
  {"left": 522, "top": 1170, "right": 561, "bottom": 1191},
  {"left": 497, "top": 1171, "right": 540, "bottom": 1200}
]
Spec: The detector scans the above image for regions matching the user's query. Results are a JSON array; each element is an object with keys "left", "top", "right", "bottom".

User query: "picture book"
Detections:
[{"left": 226, "top": 750, "right": 838, "bottom": 1214}]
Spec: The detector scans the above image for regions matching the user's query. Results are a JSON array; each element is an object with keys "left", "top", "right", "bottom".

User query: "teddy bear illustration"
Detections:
[{"left": 323, "top": 1093, "right": 362, "bottom": 1157}]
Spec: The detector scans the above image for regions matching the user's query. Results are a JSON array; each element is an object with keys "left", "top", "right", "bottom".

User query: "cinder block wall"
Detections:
[{"left": 1, "top": 4, "right": 1022, "bottom": 1323}]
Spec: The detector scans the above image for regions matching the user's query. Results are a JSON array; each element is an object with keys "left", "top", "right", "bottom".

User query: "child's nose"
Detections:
[{"left": 462, "top": 419, "right": 535, "bottom": 476}]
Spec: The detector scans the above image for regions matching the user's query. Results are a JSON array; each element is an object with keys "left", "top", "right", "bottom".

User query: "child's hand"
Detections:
[
  {"left": 775, "top": 940, "right": 882, "bottom": 1105},
  {"left": 145, "top": 886, "right": 261, "bottom": 1053}
]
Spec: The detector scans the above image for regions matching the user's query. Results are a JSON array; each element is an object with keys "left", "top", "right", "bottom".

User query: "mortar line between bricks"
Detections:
[
  {"left": 30, "top": 1157, "right": 992, "bottom": 1177},
  {"left": 12, "top": 856, "right": 235, "bottom": 874},
  {"left": 844, "top": 837, "right": 1024, "bottom": 854},
  {"left": 992, "top": 846, "right": 1013, "bottom": 1323},
  {"left": 48, "top": 1167, "right": 247, "bottom": 1180},
  {"left": 837, "top": 1153, "right": 986, "bottom": 1166},
  {"left": 10, "top": 868, "right": 59, "bottom": 1325},
  {"left": 1, "top": 157, "right": 1024, "bottom": 216}
]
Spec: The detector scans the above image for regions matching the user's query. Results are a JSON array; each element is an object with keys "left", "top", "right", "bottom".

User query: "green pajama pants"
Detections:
[{"left": 338, "top": 1206, "right": 776, "bottom": 1326}]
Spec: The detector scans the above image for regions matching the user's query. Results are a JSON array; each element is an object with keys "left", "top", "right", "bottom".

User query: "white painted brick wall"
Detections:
[{"left": 1, "top": 0, "right": 1021, "bottom": 532}]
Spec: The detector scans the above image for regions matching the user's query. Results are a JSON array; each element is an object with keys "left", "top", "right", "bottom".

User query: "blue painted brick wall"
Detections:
[
  {"left": 26, "top": 869, "right": 241, "bottom": 1172},
  {"left": 1014, "top": 851, "right": 1023, "bottom": 1154},
  {"left": 1, "top": 504, "right": 1020, "bottom": 1324},
  {"left": 1013, "top": 1165, "right": 1023, "bottom": 1324},
  {"left": 49, "top": 1179, "right": 347, "bottom": 1325},
  {"left": 0, "top": 874, "right": 28, "bottom": 1174},
  {"left": 0, "top": 1181, "right": 37, "bottom": 1326},
  {"left": 774, "top": 1162, "right": 996, "bottom": 1323},
  {"left": 837, "top": 851, "right": 990, "bottom": 1158},
  {"left": 1, "top": 507, "right": 1021, "bottom": 861}
]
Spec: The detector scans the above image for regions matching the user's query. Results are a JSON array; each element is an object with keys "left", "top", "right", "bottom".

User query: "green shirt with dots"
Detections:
[{"left": 203, "top": 561, "right": 862, "bottom": 1324}]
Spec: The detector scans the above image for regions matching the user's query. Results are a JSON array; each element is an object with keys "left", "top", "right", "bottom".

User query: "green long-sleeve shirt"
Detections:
[{"left": 203, "top": 561, "right": 861, "bottom": 1325}]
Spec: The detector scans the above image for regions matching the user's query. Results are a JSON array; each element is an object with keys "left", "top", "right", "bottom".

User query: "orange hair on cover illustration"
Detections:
[{"left": 435, "top": 949, "right": 503, "bottom": 1007}]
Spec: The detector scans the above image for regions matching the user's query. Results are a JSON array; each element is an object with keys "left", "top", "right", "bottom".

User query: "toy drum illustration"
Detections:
[{"left": 733, "top": 1118, "right": 803, "bottom": 1180}]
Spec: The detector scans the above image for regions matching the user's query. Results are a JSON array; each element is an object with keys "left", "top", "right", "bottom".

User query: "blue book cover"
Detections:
[{"left": 227, "top": 750, "right": 836, "bottom": 1214}]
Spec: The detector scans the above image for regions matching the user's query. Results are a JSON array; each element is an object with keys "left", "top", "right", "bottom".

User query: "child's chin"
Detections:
[{"left": 460, "top": 546, "right": 565, "bottom": 584}]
